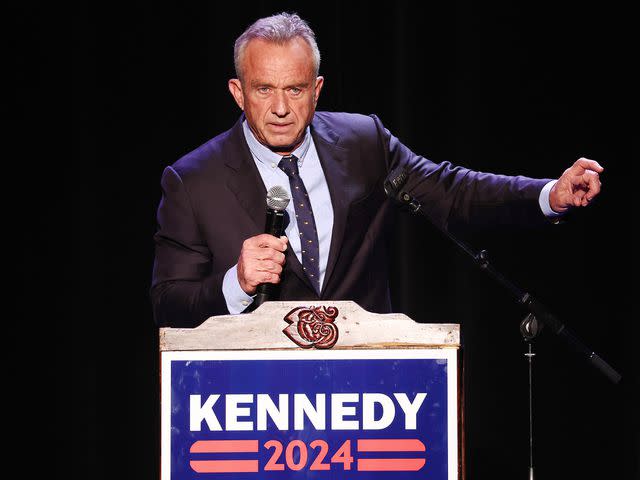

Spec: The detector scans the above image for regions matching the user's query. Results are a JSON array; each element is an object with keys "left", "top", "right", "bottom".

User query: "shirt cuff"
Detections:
[
  {"left": 222, "top": 264, "right": 254, "bottom": 314},
  {"left": 538, "top": 180, "right": 563, "bottom": 218}
]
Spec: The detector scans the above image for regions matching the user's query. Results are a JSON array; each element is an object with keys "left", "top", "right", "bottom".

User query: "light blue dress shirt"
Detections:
[
  {"left": 223, "top": 121, "right": 560, "bottom": 314},
  {"left": 222, "top": 121, "right": 334, "bottom": 314}
]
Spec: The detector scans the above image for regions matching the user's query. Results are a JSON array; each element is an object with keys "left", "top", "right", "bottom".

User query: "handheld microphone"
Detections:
[{"left": 254, "top": 185, "right": 290, "bottom": 307}]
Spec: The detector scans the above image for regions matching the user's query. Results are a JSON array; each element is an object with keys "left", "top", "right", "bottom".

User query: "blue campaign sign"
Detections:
[{"left": 161, "top": 349, "right": 458, "bottom": 480}]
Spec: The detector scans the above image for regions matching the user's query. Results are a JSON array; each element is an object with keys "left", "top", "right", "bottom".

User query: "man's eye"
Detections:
[
  {"left": 258, "top": 87, "right": 271, "bottom": 94},
  {"left": 289, "top": 87, "right": 302, "bottom": 95}
]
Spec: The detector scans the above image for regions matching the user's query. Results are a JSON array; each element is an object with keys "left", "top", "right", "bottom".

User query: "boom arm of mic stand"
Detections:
[
  {"left": 394, "top": 188, "right": 621, "bottom": 384},
  {"left": 518, "top": 293, "right": 621, "bottom": 384}
]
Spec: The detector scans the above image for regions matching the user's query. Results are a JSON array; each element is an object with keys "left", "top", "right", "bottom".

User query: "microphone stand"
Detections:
[
  {"left": 391, "top": 189, "right": 621, "bottom": 383},
  {"left": 389, "top": 185, "right": 621, "bottom": 480}
]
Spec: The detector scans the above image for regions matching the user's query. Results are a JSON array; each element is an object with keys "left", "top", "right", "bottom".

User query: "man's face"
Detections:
[{"left": 228, "top": 38, "right": 324, "bottom": 154}]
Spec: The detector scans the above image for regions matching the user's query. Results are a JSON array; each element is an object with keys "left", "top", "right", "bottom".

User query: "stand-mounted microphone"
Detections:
[
  {"left": 384, "top": 166, "right": 422, "bottom": 212},
  {"left": 254, "top": 185, "right": 290, "bottom": 308}
]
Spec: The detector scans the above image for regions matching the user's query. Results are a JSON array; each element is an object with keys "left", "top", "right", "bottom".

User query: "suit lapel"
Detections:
[
  {"left": 311, "top": 117, "right": 356, "bottom": 297},
  {"left": 224, "top": 117, "right": 267, "bottom": 233}
]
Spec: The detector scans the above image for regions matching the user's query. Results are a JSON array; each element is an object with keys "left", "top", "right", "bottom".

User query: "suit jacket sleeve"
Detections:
[
  {"left": 371, "top": 114, "right": 553, "bottom": 231},
  {"left": 150, "top": 165, "right": 229, "bottom": 327}
]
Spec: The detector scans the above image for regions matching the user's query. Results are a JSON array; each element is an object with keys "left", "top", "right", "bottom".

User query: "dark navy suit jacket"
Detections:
[{"left": 151, "top": 112, "right": 550, "bottom": 327}]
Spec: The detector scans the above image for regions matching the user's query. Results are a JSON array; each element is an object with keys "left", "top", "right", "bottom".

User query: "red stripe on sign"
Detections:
[
  {"left": 357, "top": 439, "right": 426, "bottom": 452},
  {"left": 190, "top": 460, "right": 259, "bottom": 473},
  {"left": 190, "top": 440, "right": 259, "bottom": 453},
  {"left": 357, "top": 458, "right": 426, "bottom": 471}
]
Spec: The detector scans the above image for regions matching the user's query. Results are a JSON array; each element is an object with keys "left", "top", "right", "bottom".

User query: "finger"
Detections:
[
  {"left": 243, "top": 255, "right": 284, "bottom": 277},
  {"left": 243, "top": 234, "right": 281, "bottom": 250},
  {"left": 583, "top": 171, "right": 602, "bottom": 201},
  {"left": 242, "top": 268, "right": 281, "bottom": 290},
  {"left": 273, "top": 250, "right": 286, "bottom": 265},
  {"left": 252, "top": 248, "right": 286, "bottom": 264},
  {"left": 257, "top": 272, "right": 280, "bottom": 284},
  {"left": 251, "top": 233, "right": 288, "bottom": 251},
  {"left": 571, "top": 189, "right": 586, "bottom": 207},
  {"left": 572, "top": 157, "right": 604, "bottom": 175},
  {"left": 256, "top": 260, "right": 283, "bottom": 275},
  {"left": 570, "top": 170, "right": 601, "bottom": 201},
  {"left": 573, "top": 194, "right": 583, "bottom": 207}
]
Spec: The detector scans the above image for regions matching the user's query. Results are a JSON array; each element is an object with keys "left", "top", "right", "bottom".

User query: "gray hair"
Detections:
[{"left": 234, "top": 13, "right": 321, "bottom": 82}]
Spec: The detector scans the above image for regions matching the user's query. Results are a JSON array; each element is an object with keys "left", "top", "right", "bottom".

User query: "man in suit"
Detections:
[{"left": 151, "top": 13, "right": 602, "bottom": 327}]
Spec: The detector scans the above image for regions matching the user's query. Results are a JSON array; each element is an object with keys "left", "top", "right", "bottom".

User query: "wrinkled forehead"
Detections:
[{"left": 241, "top": 38, "right": 316, "bottom": 82}]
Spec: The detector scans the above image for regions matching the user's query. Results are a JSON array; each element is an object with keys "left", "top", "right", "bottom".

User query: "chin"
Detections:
[
  {"left": 268, "top": 144, "right": 296, "bottom": 153},
  {"left": 266, "top": 137, "right": 298, "bottom": 152}
]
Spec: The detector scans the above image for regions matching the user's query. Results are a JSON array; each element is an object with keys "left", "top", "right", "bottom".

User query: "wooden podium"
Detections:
[{"left": 160, "top": 301, "right": 463, "bottom": 479}]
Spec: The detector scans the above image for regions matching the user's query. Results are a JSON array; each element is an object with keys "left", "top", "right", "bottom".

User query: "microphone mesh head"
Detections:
[{"left": 266, "top": 185, "right": 290, "bottom": 211}]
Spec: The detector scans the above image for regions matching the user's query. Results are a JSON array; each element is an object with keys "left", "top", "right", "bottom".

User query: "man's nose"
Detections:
[{"left": 271, "top": 90, "right": 289, "bottom": 117}]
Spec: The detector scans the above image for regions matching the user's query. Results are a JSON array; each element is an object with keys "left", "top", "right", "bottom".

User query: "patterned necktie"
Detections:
[{"left": 278, "top": 154, "right": 321, "bottom": 294}]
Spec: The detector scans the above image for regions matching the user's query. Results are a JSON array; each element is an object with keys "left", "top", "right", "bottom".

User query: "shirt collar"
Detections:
[{"left": 242, "top": 120, "right": 311, "bottom": 168}]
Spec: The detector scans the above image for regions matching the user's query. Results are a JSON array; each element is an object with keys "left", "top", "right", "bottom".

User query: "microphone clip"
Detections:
[
  {"left": 384, "top": 166, "right": 422, "bottom": 214},
  {"left": 398, "top": 190, "right": 422, "bottom": 213}
]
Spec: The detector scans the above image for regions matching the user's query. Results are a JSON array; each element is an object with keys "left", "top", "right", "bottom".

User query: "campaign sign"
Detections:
[{"left": 161, "top": 349, "right": 458, "bottom": 479}]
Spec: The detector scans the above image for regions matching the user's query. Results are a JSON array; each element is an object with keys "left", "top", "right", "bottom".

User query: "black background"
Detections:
[{"left": 18, "top": 1, "right": 638, "bottom": 478}]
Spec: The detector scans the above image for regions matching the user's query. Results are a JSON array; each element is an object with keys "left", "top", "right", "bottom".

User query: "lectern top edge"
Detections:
[{"left": 159, "top": 300, "right": 461, "bottom": 352}]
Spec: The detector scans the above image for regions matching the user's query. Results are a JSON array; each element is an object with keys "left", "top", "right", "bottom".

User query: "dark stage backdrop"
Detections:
[{"left": 34, "top": 1, "right": 637, "bottom": 478}]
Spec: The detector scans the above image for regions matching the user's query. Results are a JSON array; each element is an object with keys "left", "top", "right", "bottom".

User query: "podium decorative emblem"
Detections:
[{"left": 282, "top": 305, "right": 339, "bottom": 349}]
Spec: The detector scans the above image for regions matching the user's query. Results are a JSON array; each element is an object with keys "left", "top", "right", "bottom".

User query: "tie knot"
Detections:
[{"left": 278, "top": 154, "right": 299, "bottom": 178}]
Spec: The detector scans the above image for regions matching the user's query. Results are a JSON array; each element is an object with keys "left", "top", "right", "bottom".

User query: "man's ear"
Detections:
[
  {"left": 313, "top": 76, "right": 324, "bottom": 105},
  {"left": 228, "top": 79, "right": 244, "bottom": 110}
]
